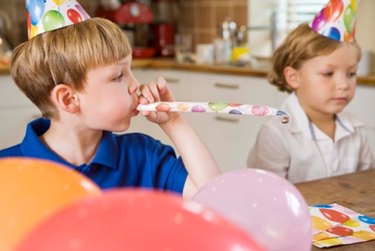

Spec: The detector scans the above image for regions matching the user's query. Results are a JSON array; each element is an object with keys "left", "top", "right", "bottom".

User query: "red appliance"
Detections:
[
  {"left": 96, "top": 1, "right": 155, "bottom": 58},
  {"left": 153, "top": 22, "right": 175, "bottom": 57}
]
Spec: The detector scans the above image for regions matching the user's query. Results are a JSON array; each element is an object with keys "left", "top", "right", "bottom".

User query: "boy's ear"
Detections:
[
  {"left": 283, "top": 66, "right": 300, "bottom": 89},
  {"left": 51, "top": 84, "right": 80, "bottom": 114}
]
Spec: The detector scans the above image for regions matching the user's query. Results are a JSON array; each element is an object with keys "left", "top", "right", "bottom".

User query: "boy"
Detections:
[{"left": 0, "top": 1, "right": 220, "bottom": 198}]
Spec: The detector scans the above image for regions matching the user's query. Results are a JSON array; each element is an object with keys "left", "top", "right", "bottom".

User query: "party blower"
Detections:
[{"left": 137, "top": 101, "right": 290, "bottom": 123}]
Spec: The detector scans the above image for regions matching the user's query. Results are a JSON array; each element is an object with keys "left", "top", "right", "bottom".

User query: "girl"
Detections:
[{"left": 247, "top": 23, "right": 374, "bottom": 183}]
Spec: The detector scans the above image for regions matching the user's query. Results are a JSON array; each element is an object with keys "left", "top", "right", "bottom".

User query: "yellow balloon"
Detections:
[
  {"left": 0, "top": 158, "right": 102, "bottom": 251},
  {"left": 313, "top": 232, "right": 330, "bottom": 241},
  {"left": 315, "top": 237, "right": 343, "bottom": 247},
  {"left": 30, "top": 25, "right": 38, "bottom": 39},
  {"left": 53, "top": 0, "right": 65, "bottom": 5},
  {"left": 312, "top": 215, "right": 332, "bottom": 231},
  {"left": 342, "top": 218, "right": 361, "bottom": 227},
  {"left": 351, "top": 0, "right": 358, "bottom": 11},
  {"left": 352, "top": 230, "right": 375, "bottom": 241}
]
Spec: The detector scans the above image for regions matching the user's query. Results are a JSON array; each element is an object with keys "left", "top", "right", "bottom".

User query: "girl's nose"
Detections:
[{"left": 336, "top": 74, "right": 351, "bottom": 90}]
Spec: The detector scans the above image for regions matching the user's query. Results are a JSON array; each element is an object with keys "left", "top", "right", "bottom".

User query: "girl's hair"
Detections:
[
  {"left": 11, "top": 17, "right": 131, "bottom": 118},
  {"left": 268, "top": 23, "right": 361, "bottom": 93}
]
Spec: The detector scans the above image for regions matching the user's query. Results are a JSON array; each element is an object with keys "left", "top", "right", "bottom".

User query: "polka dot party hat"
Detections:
[
  {"left": 310, "top": 0, "right": 361, "bottom": 42},
  {"left": 26, "top": 0, "right": 91, "bottom": 39}
]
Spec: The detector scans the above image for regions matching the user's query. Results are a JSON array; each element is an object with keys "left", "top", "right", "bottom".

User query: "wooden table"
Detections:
[{"left": 295, "top": 169, "right": 375, "bottom": 251}]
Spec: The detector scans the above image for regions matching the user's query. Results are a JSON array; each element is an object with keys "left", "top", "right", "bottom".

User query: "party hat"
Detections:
[
  {"left": 26, "top": 0, "right": 91, "bottom": 39},
  {"left": 310, "top": 0, "right": 361, "bottom": 42}
]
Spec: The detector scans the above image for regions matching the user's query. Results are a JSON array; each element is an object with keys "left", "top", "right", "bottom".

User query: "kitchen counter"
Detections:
[{"left": 2, "top": 59, "right": 375, "bottom": 86}]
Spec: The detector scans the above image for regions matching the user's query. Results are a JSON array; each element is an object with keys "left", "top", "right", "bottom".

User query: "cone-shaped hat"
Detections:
[
  {"left": 310, "top": 0, "right": 361, "bottom": 42},
  {"left": 26, "top": 0, "right": 91, "bottom": 39}
]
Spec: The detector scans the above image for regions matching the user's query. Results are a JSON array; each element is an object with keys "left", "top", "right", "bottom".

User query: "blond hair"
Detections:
[
  {"left": 268, "top": 23, "right": 361, "bottom": 93},
  {"left": 11, "top": 17, "right": 131, "bottom": 118}
]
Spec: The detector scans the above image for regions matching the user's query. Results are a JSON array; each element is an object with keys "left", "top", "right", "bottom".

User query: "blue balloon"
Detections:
[
  {"left": 28, "top": 0, "right": 45, "bottom": 25},
  {"left": 322, "top": 27, "right": 341, "bottom": 41},
  {"left": 312, "top": 204, "right": 332, "bottom": 208},
  {"left": 358, "top": 215, "right": 375, "bottom": 225}
]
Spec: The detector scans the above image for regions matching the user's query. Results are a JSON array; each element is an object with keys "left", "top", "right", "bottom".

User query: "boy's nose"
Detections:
[{"left": 128, "top": 77, "right": 140, "bottom": 94}]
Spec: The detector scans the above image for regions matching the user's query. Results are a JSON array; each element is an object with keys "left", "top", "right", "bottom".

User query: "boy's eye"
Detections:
[
  {"left": 322, "top": 72, "right": 334, "bottom": 77},
  {"left": 113, "top": 73, "right": 124, "bottom": 82}
]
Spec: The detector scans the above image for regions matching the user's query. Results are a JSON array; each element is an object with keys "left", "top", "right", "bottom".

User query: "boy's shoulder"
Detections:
[{"left": 0, "top": 144, "right": 23, "bottom": 158}]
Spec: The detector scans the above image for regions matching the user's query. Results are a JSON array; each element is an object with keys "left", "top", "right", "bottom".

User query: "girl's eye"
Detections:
[
  {"left": 348, "top": 72, "right": 357, "bottom": 78},
  {"left": 113, "top": 73, "right": 124, "bottom": 82}
]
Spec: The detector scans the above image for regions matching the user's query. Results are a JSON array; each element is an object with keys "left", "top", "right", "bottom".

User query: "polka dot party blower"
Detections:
[{"left": 137, "top": 102, "right": 290, "bottom": 124}]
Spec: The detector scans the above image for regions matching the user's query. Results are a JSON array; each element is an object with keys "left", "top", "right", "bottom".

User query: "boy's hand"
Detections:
[{"left": 138, "top": 77, "right": 180, "bottom": 125}]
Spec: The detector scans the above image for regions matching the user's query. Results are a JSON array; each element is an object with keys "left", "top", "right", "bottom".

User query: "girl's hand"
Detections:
[{"left": 138, "top": 77, "right": 179, "bottom": 125}]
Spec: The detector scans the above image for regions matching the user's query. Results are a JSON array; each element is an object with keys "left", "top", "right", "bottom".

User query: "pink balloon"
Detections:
[
  {"left": 311, "top": 9, "right": 326, "bottom": 31},
  {"left": 15, "top": 189, "right": 264, "bottom": 251},
  {"left": 193, "top": 168, "right": 312, "bottom": 251}
]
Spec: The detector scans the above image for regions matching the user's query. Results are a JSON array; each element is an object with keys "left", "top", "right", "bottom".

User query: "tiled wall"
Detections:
[
  {"left": 177, "top": 0, "right": 248, "bottom": 47},
  {"left": 0, "top": 0, "right": 247, "bottom": 50}
]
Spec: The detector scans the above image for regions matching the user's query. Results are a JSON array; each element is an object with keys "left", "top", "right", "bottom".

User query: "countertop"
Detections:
[{"left": 2, "top": 59, "right": 375, "bottom": 86}]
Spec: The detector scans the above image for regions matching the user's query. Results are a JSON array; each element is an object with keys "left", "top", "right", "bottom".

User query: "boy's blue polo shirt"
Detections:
[{"left": 0, "top": 118, "right": 188, "bottom": 194}]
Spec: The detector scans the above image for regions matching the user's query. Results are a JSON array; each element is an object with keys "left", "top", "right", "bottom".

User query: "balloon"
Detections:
[
  {"left": 75, "top": 4, "right": 91, "bottom": 20},
  {"left": 322, "top": 27, "right": 341, "bottom": 41},
  {"left": 27, "top": 0, "right": 45, "bottom": 25},
  {"left": 311, "top": 10, "right": 326, "bottom": 31},
  {"left": 327, "top": 226, "right": 353, "bottom": 236},
  {"left": 358, "top": 215, "right": 375, "bottom": 225},
  {"left": 53, "top": 0, "right": 65, "bottom": 5},
  {"left": 344, "top": 5, "right": 356, "bottom": 32},
  {"left": 343, "top": 219, "right": 361, "bottom": 227},
  {"left": 193, "top": 168, "right": 312, "bottom": 251},
  {"left": 351, "top": 0, "right": 358, "bottom": 11},
  {"left": 67, "top": 9, "right": 83, "bottom": 24},
  {"left": 312, "top": 215, "right": 332, "bottom": 231},
  {"left": 352, "top": 230, "right": 375, "bottom": 241},
  {"left": 251, "top": 105, "right": 269, "bottom": 116},
  {"left": 15, "top": 189, "right": 264, "bottom": 251},
  {"left": 320, "top": 208, "right": 350, "bottom": 223},
  {"left": 42, "top": 10, "right": 65, "bottom": 32},
  {"left": 323, "top": 0, "right": 344, "bottom": 22},
  {"left": 0, "top": 158, "right": 101, "bottom": 251}
]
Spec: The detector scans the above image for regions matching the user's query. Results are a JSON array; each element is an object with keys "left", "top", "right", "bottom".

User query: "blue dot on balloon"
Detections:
[
  {"left": 229, "top": 109, "right": 242, "bottom": 115},
  {"left": 358, "top": 215, "right": 375, "bottom": 224},
  {"left": 323, "top": 27, "right": 341, "bottom": 41},
  {"left": 312, "top": 204, "right": 332, "bottom": 208}
]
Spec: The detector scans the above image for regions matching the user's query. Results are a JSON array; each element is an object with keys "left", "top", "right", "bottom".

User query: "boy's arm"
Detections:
[
  {"left": 160, "top": 115, "right": 221, "bottom": 198},
  {"left": 138, "top": 77, "right": 221, "bottom": 198}
]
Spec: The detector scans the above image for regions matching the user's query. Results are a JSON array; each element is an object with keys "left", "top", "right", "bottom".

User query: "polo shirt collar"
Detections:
[
  {"left": 282, "top": 93, "right": 364, "bottom": 140},
  {"left": 20, "top": 118, "right": 118, "bottom": 170}
]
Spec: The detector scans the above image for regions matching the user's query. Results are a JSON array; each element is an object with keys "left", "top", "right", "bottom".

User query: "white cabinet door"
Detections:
[
  {"left": 0, "top": 76, "right": 40, "bottom": 149},
  {"left": 0, "top": 107, "right": 40, "bottom": 149},
  {"left": 346, "top": 84, "right": 375, "bottom": 153}
]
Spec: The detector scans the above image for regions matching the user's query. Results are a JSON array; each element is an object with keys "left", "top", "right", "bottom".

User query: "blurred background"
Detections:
[{"left": 0, "top": 0, "right": 374, "bottom": 69}]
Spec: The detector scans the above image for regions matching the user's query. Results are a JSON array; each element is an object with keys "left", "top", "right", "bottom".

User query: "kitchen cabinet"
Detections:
[{"left": 0, "top": 75, "right": 40, "bottom": 149}]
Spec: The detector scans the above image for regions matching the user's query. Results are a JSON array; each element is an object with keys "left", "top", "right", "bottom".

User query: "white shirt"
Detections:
[{"left": 247, "top": 93, "right": 375, "bottom": 183}]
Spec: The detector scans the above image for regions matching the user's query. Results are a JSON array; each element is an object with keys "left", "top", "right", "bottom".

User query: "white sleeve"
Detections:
[{"left": 247, "top": 122, "right": 291, "bottom": 179}]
